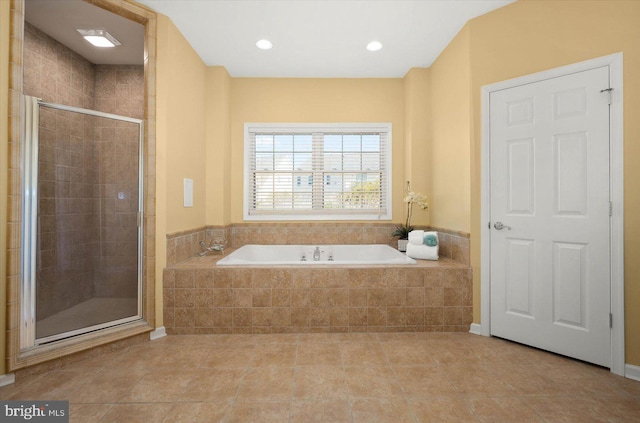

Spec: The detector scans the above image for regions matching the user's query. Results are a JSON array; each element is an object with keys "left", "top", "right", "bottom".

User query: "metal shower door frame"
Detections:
[{"left": 20, "top": 95, "right": 145, "bottom": 350}]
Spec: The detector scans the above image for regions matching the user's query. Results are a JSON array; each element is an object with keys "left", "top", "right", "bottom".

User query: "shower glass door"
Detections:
[{"left": 21, "top": 96, "right": 144, "bottom": 348}]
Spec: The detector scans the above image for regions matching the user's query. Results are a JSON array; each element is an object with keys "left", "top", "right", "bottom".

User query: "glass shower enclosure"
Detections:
[{"left": 21, "top": 96, "right": 144, "bottom": 349}]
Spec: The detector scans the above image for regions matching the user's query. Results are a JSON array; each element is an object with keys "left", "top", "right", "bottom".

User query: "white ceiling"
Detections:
[
  {"left": 24, "top": 0, "right": 515, "bottom": 76},
  {"left": 137, "top": 0, "right": 514, "bottom": 78},
  {"left": 25, "top": 0, "right": 144, "bottom": 65}
]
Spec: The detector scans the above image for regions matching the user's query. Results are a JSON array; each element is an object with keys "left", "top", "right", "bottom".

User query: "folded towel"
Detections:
[
  {"left": 408, "top": 230, "right": 425, "bottom": 245},
  {"left": 406, "top": 243, "right": 439, "bottom": 261},
  {"left": 424, "top": 233, "right": 438, "bottom": 247}
]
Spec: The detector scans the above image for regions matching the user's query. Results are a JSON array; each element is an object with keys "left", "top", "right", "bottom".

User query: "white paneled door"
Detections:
[{"left": 489, "top": 66, "right": 611, "bottom": 367}]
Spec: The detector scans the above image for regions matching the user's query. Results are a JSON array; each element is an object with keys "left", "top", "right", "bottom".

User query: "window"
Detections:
[{"left": 244, "top": 123, "right": 392, "bottom": 220}]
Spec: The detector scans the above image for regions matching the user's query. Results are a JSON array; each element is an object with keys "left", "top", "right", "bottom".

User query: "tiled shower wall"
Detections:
[
  {"left": 93, "top": 66, "right": 143, "bottom": 297},
  {"left": 94, "top": 66, "right": 144, "bottom": 118},
  {"left": 23, "top": 23, "right": 95, "bottom": 109},
  {"left": 23, "top": 23, "right": 97, "bottom": 319},
  {"left": 23, "top": 23, "right": 143, "bottom": 317}
]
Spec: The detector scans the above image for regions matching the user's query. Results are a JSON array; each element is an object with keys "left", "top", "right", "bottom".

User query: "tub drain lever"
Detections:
[{"left": 313, "top": 246, "right": 321, "bottom": 261}]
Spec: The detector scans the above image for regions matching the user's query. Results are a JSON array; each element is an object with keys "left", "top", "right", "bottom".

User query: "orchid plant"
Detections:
[{"left": 392, "top": 181, "right": 429, "bottom": 239}]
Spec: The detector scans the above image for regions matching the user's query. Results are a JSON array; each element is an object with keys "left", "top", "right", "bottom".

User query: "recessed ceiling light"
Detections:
[
  {"left": 366, "top": 41, "right": 383, "bottom": 52},
  {"left": 76, "top": 29, "right": 121, "bottom": 48},
  {"left": 256, "top": 39, "right": 273, "bottom": 50}
]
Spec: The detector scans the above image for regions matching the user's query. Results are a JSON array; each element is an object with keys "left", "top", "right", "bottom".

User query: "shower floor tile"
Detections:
[{"left": 36, "top": 297, "right": 138, "bottom": 339}]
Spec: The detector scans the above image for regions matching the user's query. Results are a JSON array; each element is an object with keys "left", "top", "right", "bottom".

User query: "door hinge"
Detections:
[
  {"left": 600, "top": 87, "right": 613, "bottom": 105},
  {"left": 609, "top": 201, "right": 613, "bottom": 217},
  {"left": 609, "top": 313, "right": 613, "bottom": 329},
  {"left": 488, "top": 221, "right": 491, "bottom": 229}
]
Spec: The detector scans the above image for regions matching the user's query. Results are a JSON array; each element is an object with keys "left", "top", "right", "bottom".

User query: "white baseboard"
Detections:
[
  {"left": 150, "top": 326, "right": 167, "bottom": 341},
  {"left": 625, "top": 363, "right": 640, "bottom": 382},
  {"left": 469, "top": 323, "right": 483, "bottom": 336},
  {"left": 0, "top": 373, "right": 15, "bottom": 387}
]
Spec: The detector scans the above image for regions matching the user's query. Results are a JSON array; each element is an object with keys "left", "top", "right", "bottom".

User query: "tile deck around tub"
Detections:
[
  {"left": 164, "top": 249, "right": 472, "bottom": 335},
  {"left": 171, "top": 248, "right": 469, "bottom": 269}
]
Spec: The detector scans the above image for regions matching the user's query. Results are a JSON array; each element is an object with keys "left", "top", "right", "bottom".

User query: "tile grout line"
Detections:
[
  {"left": 288, "top": 339, "right": 299, "bottom": 423},
  {"left": 336, "top": 335, "right": 356, "bottom": 423}
]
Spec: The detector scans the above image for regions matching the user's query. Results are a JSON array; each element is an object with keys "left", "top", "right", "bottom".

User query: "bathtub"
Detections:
[{"left": 216, "top": 244, "right": 417, "bottom": 266}]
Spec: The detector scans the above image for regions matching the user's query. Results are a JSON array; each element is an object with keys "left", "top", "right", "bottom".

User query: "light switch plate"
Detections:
[{"left": 184, "top": 178, "right": 193, "bottom": 207}]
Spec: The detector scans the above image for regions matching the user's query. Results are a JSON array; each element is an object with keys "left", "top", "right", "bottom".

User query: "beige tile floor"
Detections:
[{"left": 2, "top": 332, "right": 639, "bottom": 422}]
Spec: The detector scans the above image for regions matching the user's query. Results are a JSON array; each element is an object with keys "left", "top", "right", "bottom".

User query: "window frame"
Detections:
[{"left": 244, "top": 123, "right": 392, "bottom": 221}]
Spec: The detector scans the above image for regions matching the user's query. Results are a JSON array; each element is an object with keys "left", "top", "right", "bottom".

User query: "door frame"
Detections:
[{"left": 480, "top": 53, "right": 624, "bottom": 376}]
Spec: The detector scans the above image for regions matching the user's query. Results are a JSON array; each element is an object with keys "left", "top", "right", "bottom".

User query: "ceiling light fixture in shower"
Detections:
[{"left": 76, "top": 29, "right": 122, "bottom": 48}]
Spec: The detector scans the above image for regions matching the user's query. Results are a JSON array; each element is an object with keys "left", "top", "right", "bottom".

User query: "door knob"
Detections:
[{"left": 494, "top": 222, "right": 511, "bottom": 230}]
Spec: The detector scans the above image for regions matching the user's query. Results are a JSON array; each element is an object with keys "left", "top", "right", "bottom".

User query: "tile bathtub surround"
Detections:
[
  {"left": 165, "top": 227, "right": 207, "bottom": 267},
  {"left": 228, "top": 223, "right": 398, "bottom": 248},
  {"left": 163, "top": 255, "right": 472, "bottom": 335},
  {"left": 168, "top": 223, "right": 470, "bottom": 266},
  {"left": 1, "top": 333, "right": 639, "bottom": 423},
  {"left": 431, "top": 227, "right": 471, "bottom": 266},
  {"left": 165, "top": 224, "right": 472, "bottom": 334}
]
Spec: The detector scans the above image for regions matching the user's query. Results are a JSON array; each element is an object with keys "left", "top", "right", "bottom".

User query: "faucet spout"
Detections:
[
  {"left": 198, "top": 238, "right": 227, "bottom": 256},
  {"left": 313, "top": 246, "right": 321, "bottom": 261}
]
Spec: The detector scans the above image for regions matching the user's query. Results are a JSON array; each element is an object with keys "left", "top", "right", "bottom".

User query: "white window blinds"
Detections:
[{"left": 244, "top": 123, "right": 392, "bottom": 220}]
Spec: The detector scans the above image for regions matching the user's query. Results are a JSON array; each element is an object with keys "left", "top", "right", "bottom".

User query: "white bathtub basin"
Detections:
[{"left": 216, "top": 244, "right": 416, "bottom": 266}]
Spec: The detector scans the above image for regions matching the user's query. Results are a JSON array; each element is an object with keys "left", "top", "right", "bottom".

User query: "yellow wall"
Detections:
[
  {"left": 429, "top": 25, "right": 471, "bottom": 234},
  {"left": 428, "top": 24, "right": 475, "bottom": 321},
  {"left": 155, "top": 15, "right": 207, "bottom": 326},
  {"left": 205, "top": 66, "right": 232, "bottom": 225},
  {"left": 429, "top": 0, "right": 640, "bottom": 365},
  {"left": 156, "top": 16, "right": 207, "bottom": 234},
  {"left": 0, "top": 0, "right": 10, "bottom": 376},
  {"left": 226, "top": 78, "right": 405, "bottom": 224},
  {"left": 403, "top": 68, "right": 431, "bottom": 226}
]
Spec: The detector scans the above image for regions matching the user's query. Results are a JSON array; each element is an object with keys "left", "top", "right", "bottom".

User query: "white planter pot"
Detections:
[{"left": 397, "top": 239, "right": 408, "bottom": 252}]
